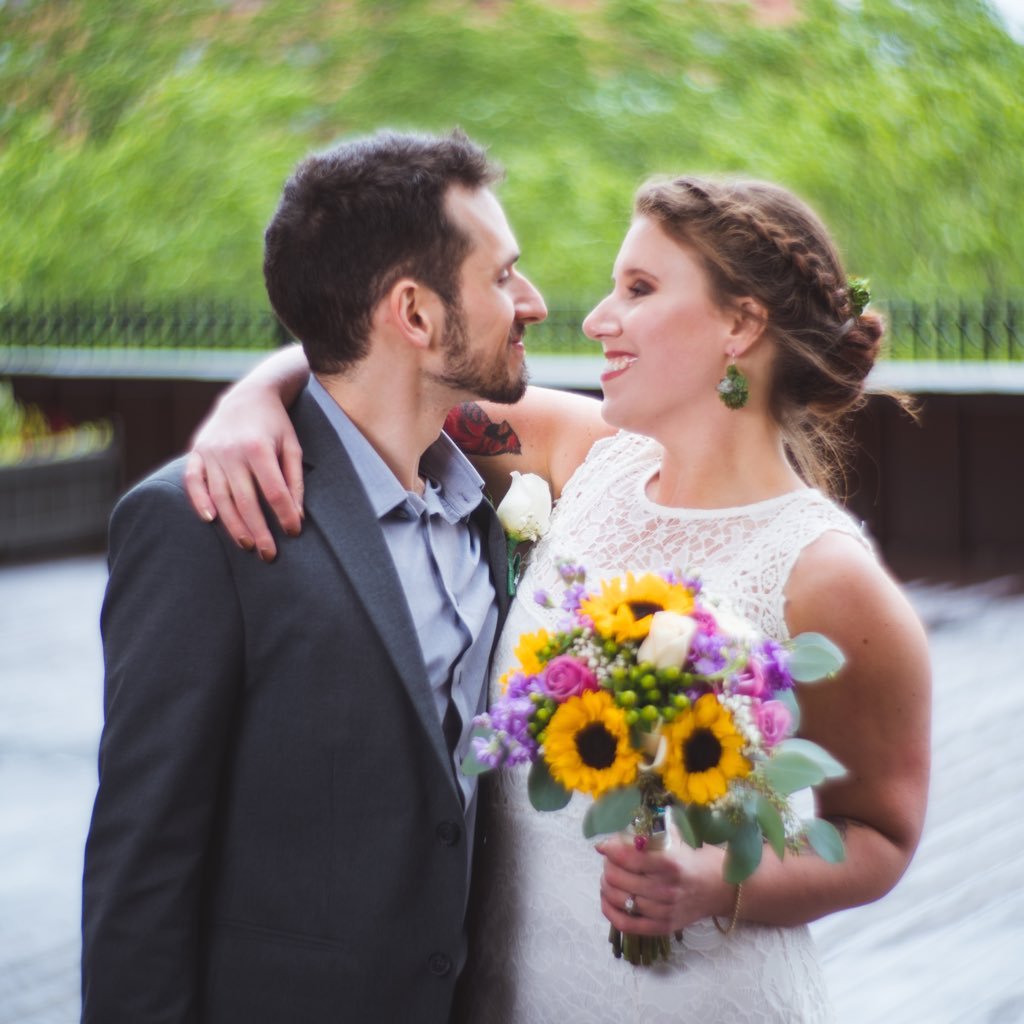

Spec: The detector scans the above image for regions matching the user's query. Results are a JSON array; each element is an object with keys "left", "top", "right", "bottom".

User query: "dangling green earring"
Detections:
[{"left": 717, "top": 357, "right": 749, "bottom": 410}]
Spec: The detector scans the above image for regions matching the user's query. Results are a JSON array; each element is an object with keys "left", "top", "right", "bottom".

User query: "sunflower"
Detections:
[
  {"left": 543, "top": 689, "right": 642, "bottom": 798},
  {"left": 580, "top": 572, "right": 695, "bottom": 644},
  {"left": 661, "top": 694, "right": 752, "bottom": 805},
  {"left": 514, "top": 628, "right": 553, "bottom": 676}
]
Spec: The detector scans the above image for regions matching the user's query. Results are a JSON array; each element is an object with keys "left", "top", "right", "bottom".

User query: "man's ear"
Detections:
[
  {"left": 726, "top": 296, "right": 769, "bottom": 358},
  {"left": 383, "top": 278, "right": 443, "bottom": 350}
]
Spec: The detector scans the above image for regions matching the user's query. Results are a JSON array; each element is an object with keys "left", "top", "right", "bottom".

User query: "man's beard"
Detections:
[{"left": 432, "top": 300, "right": 528, "bottom": 404}]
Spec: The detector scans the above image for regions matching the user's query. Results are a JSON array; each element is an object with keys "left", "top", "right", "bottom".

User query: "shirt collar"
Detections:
[{"left": 307, "top": 376, "right": 486, "bottom": 523}]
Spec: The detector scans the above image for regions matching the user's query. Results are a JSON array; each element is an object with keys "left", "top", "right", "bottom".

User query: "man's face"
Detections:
[{"left": 430, "top": 187, "right": 547, "bottom": 404}]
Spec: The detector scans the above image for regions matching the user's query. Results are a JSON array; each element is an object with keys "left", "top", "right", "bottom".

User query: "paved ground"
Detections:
[{"left": 1, "top": 554, "right": 1022, "bottom": 1023}]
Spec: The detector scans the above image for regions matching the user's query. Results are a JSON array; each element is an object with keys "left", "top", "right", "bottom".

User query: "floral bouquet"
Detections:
[{"left": 463, "top": 563, "right": 847, "bottom": 966}]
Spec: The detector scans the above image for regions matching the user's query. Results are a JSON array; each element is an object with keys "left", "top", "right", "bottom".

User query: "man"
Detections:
[{"left": 81, "top": 130, "right": 546, "bottom": 1023}]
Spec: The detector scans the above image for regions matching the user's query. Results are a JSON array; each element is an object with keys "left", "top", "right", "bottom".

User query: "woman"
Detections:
[{"left": 187, "top": 176, "right": 930, "bottom": 1022}]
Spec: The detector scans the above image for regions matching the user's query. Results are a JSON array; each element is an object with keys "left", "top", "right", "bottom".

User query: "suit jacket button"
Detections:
[
  {"left": 428, "top": 952, "right": 452, "bottom": 977},
  {"left": 436, "top": 820, "right": 461, "bottom": 846}
]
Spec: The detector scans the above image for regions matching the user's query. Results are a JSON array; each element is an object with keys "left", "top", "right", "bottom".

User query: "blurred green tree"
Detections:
[{"left": 0, "top": 0, "right": 1021, "bottom": 305}]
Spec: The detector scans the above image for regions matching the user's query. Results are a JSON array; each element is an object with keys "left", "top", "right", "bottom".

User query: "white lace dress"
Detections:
[{"left": 464, "top": 432, "right": 872, "bottom": 1024}]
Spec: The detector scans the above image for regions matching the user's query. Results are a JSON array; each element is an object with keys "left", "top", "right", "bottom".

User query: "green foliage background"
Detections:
[{"left": 1, "top": 0, "right": 1021, "bottom": 308}]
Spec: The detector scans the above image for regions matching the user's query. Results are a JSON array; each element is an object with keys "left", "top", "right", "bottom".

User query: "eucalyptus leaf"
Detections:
[
  {"left": 804, "top": 817, "right": 846, "bottom": 863},
  {"left": 582, "top": 785, "right": 643, "bottom": 839},
  {"left": 671, "top": 804, "right": 700, "bottom": 849},
  {"left": 788, "top": 632, "right": 845, "bottom": 682},
  {"left": 777, "top": 738, "right": 846, "bottom": 780},
  {"left": 762, "top": 751, "right": 825, "bottom": 795},
  {"left": 754, "top": 795, "right": 787, "bottom": 860},
  {"left": 528, "top": 757, "right": 572, "bottom": 812},
  {"left": 724, "top": 819, "right": 763, "bottom": 884},
  {"left": 690, "top": 806, "right": 737, "bottom": 845},
  {"left": 775, "top": 688, "right": 801, "bottom": 732}
]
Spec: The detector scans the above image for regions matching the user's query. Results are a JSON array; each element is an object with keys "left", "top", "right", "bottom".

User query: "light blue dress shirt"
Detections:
[{"left": 308, "top": 378, "right": 498, "bottom": 829}]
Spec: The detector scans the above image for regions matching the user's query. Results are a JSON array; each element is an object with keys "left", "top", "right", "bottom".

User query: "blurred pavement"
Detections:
[{"left": 1, "top": 555, "right": 1023, "bottom": 1023}]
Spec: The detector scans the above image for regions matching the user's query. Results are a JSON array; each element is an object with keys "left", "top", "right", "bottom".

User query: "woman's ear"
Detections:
[{"left": 726, "top": 296, "right": 769, "bottom": 358}]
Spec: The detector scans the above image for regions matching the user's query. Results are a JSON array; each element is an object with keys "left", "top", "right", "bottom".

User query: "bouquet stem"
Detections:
[{"left": 608, "top": 788, "right": 678, "bottom": 967}]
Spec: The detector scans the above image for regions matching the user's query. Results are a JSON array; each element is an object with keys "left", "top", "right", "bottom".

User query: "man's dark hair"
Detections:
[{"left": 263, "top": 129, "right": 502, "bottom": 373}]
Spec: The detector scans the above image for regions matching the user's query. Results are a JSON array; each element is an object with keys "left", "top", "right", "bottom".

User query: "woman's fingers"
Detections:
[{"left": 183, "top": 452, "right": 217, "bottom": 524}]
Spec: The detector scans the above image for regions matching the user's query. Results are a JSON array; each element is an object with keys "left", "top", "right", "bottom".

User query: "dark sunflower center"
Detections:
[
  {"left": 683, "top": 728, "right": 722, "bottom": 773},
  {"left": 626, "top": 601, "right": 662, "bottom": 620},
  {"left": 576, "top": 723, "right": 618, "bottom": 769}
]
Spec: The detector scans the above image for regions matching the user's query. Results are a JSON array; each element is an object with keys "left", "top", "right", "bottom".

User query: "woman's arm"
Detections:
[
  {"left": 185, "top": 344, "right": 612, "bottom": 558},
  {"left": 444, "top": 387, "right": 611, "bottom": 504},
  {"left": 599, "top": 533, "right": 931, "bottom": 933}
]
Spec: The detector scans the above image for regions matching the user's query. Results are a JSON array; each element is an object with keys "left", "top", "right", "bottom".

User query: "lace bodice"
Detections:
[
  {"left": 460, "top": 433, "right": 870, "bottom": 1023},
  {"left": 522, "top": 430, "right": 871, "bottom": 643}
]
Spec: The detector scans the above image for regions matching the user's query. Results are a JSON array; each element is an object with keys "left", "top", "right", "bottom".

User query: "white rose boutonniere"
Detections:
[
  {"left": 496, "top": 471, "right": 552, "bottom": 595},
  {"left": 497, "top": 471, "right": 552, "bottom": 542}
]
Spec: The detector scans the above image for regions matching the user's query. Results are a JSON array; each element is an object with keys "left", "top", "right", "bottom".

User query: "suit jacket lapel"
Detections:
[{"left": 292, "top": 393, "right": 455, "bottom": 783}]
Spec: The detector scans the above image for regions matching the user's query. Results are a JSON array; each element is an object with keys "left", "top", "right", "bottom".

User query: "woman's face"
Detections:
[{"left": 582, "top": 215, "right": 737, "bottom": 436}]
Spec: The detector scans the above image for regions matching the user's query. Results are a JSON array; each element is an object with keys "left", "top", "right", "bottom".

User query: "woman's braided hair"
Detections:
[{"left": 635, "top": 175, "right": 886, "bottom": 495}]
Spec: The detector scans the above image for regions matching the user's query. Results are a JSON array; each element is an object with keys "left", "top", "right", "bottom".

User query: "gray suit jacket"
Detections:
[{"left": 82, "top": 390, "right": 510, "bottom": 1023}]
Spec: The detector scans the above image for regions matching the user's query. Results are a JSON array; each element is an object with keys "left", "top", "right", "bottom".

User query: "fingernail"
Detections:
[
  {"left": 258, "top": 547, "right": 275, "bottom": 563},
  {"left": 285, "top": 526, "right": 301, "bottom": 538},
  {"left": 238, "top": 537, "right": 254, "bottom": 551},
  {"left": 201, "top": 507, "right": 215, "bottom": 523}
]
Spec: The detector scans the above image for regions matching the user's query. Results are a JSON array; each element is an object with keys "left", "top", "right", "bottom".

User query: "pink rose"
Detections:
[
  {"left": 735, "top": 659, "right": 769, "bottom": 699},
  {"left": 542, "top": 655, "right": 599, "bottom": 700},
  {"left": 756, "top": 700, "right": 793, "bottom": 748}
]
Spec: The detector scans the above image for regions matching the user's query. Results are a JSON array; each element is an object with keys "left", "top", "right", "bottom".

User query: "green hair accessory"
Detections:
[{"left": 848, "top": 277, "right": 871, "bottom": 317}]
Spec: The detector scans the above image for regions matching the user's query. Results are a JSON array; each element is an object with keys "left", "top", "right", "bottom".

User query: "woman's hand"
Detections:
[
  {"left": 184, "top": 346, "right": 310, "bottom": 560},
  {"left": 597, "top": 832, "right": 732, "bottom": 937}
]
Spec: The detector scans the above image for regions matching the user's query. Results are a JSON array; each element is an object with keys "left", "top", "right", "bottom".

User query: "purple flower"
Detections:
[
  {"left": 753, "top": 639, "right": 792, "bottom": 694},
  {"left": 661, "top": 570, "right": 703, "bottom": 595},
  {"left": 473, "top": 693, "right": 539, "bottom": 767},
  {"left": 506, "top": 672, "right": 544, "bottom": 700},
  {"left": 690, "top": 631, "right": 729, "bottom": 675},
  {"left": 561, "top": 582, "right": 589, "bottom": 615},
  {"left": 470, "top": 731, "right": 508, "bottom": 769},
  {"left": 756, "top": 700, "right": 793, "bottom": 747},
  {"left": 534, "top": 588, "right": 554, "bottom": 609},
  {"left": 558, "top": 562, "right": 586, "bottom": 583},
  {"left": 542, "top": 655, "right": 599, "bottom": 701}
]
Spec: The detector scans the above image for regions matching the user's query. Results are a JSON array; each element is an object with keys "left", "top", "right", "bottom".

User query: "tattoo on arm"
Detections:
[{"left": 444, "top": 402, "right": 522, "bottom": 457}]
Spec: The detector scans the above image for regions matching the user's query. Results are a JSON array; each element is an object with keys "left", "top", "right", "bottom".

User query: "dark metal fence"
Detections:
[{"left": 1, "top": 298, "right": 1021, "bottom": 360}]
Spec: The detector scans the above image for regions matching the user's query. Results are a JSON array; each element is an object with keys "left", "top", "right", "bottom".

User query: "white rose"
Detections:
[
  {"left": 496, "top": 471, "right": 552, "bottom": 542},
  {"left": 636, "top": 611, "right": 698, "bottom": 669}
]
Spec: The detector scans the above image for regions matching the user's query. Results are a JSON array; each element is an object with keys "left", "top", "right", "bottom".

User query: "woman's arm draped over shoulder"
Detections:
[{"left": 186, "top": 339, "right": 612, "bottom": 558}]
